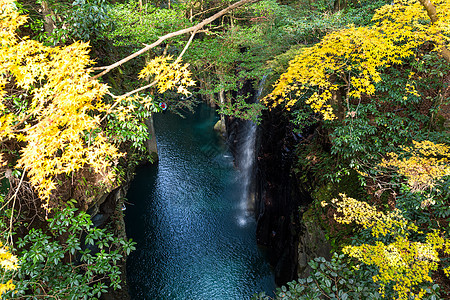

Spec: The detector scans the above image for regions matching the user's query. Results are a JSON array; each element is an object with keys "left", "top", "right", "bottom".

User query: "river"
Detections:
[{"left": 125, "top": 104, "right": 276, "bottom": 299}]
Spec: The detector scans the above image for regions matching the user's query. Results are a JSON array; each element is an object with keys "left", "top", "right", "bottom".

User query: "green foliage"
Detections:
[
  {"left": 186, "top": 36, "right": 243, "bottom": 94},
  {"left": 254, "top": 254, "right": 380, "bottom": 299},
  {"left": 328, "top": 109, "right": 422, "bottom": 174},
  {"left": 33, "top": 0, "right": 112, "bottom": 45},
  {"left": 65, "top": 0, "right": 112, "bottom": 42},
  {"left": 217, "top": 95, "right": 267, "bottom": 124},
  {"left": 343, "top": 0, "right": 391, "bottom": 26},
  {"left": 12, "top": 1, "right": 45, "bottom": 37},
  {"left": 2, "top": 205, "right": 135, "bottom": 299},
  {"left": 107, "top": 1, "right": 190, "bottom": 49},
  {"left": 104, "top": 95, "right": 160, "bottom": 152},
  {"left": 395, "top": 179, "right": 450, "bottom": 228}
]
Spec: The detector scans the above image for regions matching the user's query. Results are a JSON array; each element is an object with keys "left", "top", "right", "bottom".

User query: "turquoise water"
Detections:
[{"left": 125, "top": 104, "right": 276, "bottom": 299}]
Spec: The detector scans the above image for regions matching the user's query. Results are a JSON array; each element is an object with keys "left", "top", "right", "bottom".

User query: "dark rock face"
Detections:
[
  {"left": 88, "top": 187, "right": 131, "bottom": 300},
  {"left": 254, "top": 108, "right": 313, "bottom": 286},
  {"left": 297, "top": 207, "right": 333, "bottom": 278},
  {"left": 224, "top": 78, "right": 257, "bottom": 160},
  {"left": 225, "top": 116, "right": 249, "bottom": 163},
  {"left": 221, "top": 76, "right": 319, "bottom": 286},
  {"left": 223, "top": 77, "right": 314, "bottom": 286}
]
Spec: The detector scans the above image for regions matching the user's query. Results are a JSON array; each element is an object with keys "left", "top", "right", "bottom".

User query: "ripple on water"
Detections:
[{"left": 125, "top": 104, "right": 275, "bottom": 300}]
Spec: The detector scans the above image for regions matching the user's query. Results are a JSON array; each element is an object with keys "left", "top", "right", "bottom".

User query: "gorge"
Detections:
[{"left": 125, "top": 104, "right": 276, "bottom": 299}]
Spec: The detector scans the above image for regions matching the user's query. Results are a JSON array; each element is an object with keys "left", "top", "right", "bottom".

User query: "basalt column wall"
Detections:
[{"left": 254, "top": 108, "right": 313, "bottom": 286}]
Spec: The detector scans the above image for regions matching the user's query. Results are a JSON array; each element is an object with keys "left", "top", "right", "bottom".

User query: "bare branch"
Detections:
[
  {"left": 99, "top": 80, "right": 158, "bottom": 123},
  {"left": 9, "top": 171, "right": 25, "bottom": 245},
  {"left": 178, "top": 29, "right": 197, "bottom": 61},
  {"left": 190, "top": 4, "right": 225, "bottom": 21},
  {"left": 91, "top": 0, "right": 258, "bottom": 80},
  {"left": 100, "top": 29, "right": 195, "bottom": 119},
  {"left": 117, "top": 80, "right": 158, "bottom": 99}
]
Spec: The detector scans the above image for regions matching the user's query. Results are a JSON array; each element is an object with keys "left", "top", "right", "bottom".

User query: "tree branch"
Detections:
[
  {"left": 100, "top": 28, "right": 196, "bottom": 121},
  {"left": 418, "top": 0, "right": 450, "bottom": 63},
  {"left": 99, "top": 80, "right": 158, "bottom": 123},
  {"left": 418, "top": 0, "right": 438, "bottom": 23},
  {"left": 441, "top": 47, "right": 450, "bottom": 63},
  {"left": 100, "top": 28, "right": 195, "bottom": 119},
  {"left": 91, "top": 0, "right": 257, "bottom": 80},
  {"left": 178, "top": 29, "right": 197, "bottom": 61},
  {"left": 190, "top": 4, "right": 225, "bottom": 21}
]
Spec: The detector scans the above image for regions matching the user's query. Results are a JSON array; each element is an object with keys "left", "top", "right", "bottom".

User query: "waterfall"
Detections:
[
  {"left": 236, "top": 119, "right": 257, "bottom": 226},
  {"left": 236, "top": 75, "right": 267, "bottom": 227}
]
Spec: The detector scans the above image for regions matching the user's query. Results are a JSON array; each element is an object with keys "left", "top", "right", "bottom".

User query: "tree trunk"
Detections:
[
  {"left": 418, "top": 0, "right": 450, "bottom": 63},
  {"left": 215, "top": 73, "right": 227, "bottom": 133},
  {"left": 144, "top": 114, "right": 158, "bottom": 161},
  {"left": 41, "top": 1, "right": 55, "bottom": 36},
  {"left": 333, "top": 0, "right": 346, "bottom": 12},
  {"left": 331, "top": 87, "right": 345, "bottom": 121},
  {"left": 330, "top": 74, "right": 345, "bottom": 120}
]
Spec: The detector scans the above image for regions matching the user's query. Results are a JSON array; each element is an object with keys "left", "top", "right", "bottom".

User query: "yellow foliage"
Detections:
[
  {"left": 323, "top": 194, "right": 417, "bottom": 238},
  {"left": 324, "top": 194, "right": 450, "bottom": 300},
  {"left": 139, "top": 56, "right": 196, "bottom": 96},
  {"left": 380, "top": 140, "right": 450, "bottom": 191},
  {"left": 0, "top": 242, "right": 18, "bottom": 295},
  {"left": 265, "top": 0, "right": 450, "bottom": 119},
  {"left": 0, "top": 0, "right": 123, "bottom": 207},
  {"left": 0, "top": 280, "right": 15, "bottom": 295},
  {"left": 0, "top": 243, "right": 18, "bottom": 272},
  {"left": 0, "top": 5, "right": 122, "bottom": 207},
  {"left": 0, "top": 0, "right": 196, "bottom": 208}
]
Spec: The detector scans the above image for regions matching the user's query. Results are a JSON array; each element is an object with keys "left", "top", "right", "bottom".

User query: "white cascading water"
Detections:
[
  {"left": 236, "top": 120, "right": 257, "bottom": 226},
  {"left": 236, "top": 75, "right": 267, "bottom": 227}
]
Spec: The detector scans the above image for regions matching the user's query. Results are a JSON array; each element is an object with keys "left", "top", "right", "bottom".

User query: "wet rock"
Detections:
[
  {"left": 297, "top": 208, "right": 332, "bottom": 278},
  {"left": 214, "top": 118, "right": 226, "bottom": 134}
]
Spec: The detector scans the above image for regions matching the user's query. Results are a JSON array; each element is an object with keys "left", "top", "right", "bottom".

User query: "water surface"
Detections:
[{"left": 125, "top": 104, "right": 275, "bottom": 299}]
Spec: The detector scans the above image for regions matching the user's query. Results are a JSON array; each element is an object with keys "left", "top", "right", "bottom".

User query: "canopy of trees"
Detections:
[{"left": 0, "top": 0, "right": 449, "bottom": 298}]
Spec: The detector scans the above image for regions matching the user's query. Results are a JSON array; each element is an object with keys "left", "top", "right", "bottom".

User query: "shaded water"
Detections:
[{"left": 125, "top": 104, "right": 276, "bottom": 299}]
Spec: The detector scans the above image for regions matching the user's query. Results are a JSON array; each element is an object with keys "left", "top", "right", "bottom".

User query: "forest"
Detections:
[{"left": 0, "top": 0, "right": 449, "bottom": 298}]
